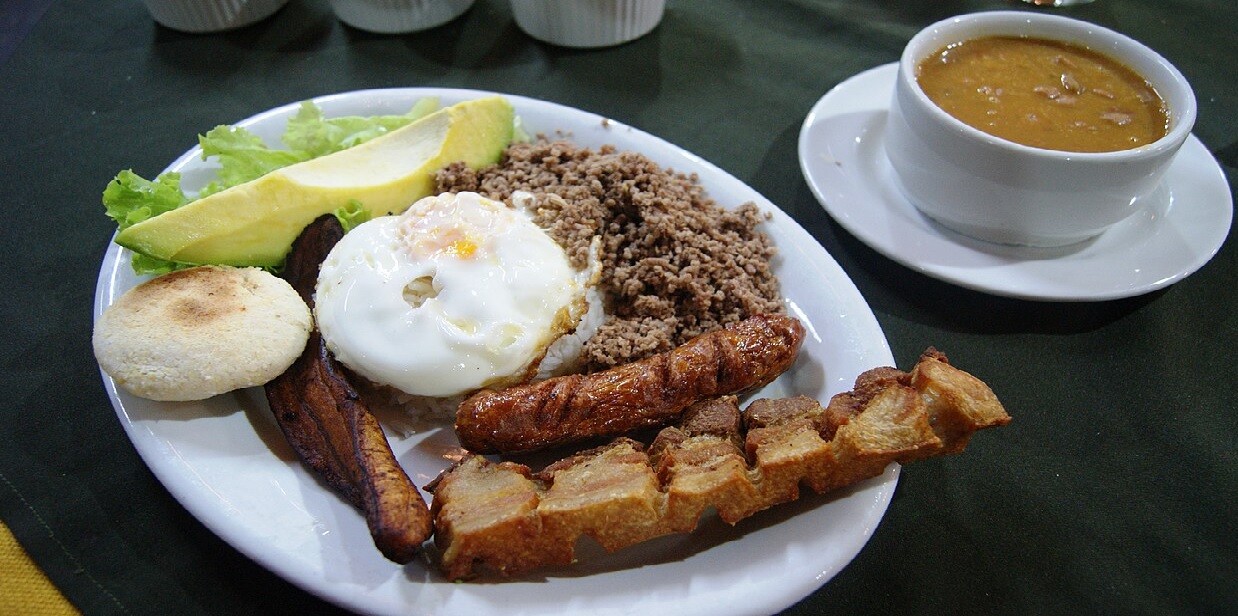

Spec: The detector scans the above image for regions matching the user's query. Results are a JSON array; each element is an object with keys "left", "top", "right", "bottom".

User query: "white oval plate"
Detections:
[
  {"left": 799, "top": 63, "right": 1233, "bottom": 302},
  {"left": 94, "top": 89, "right": 895, "bottom": 616}
]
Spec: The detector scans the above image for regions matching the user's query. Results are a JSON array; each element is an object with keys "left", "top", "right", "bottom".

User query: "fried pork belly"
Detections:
[
  {"left": 430, "top": 349, "right": 1010, "bottom": 580},
  {"left": 264, "top": 215, "right": 432, "bottom": 564},
  {"left": 454, "top": 313, "right": 806, "bottom": 454}
]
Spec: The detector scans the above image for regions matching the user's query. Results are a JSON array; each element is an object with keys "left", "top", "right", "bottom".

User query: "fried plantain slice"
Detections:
[{"left": 264, "top": 215, "right": 432, "bottom": 564}]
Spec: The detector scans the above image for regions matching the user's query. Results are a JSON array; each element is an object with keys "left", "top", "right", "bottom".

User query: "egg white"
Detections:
[{"left": 314, "top": 191, "right": 593, "bottom": 398}]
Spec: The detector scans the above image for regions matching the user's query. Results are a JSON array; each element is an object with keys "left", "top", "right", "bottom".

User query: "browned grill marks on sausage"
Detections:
[{"left": 454, "top": 313, "right": 805, "bottom": 454}]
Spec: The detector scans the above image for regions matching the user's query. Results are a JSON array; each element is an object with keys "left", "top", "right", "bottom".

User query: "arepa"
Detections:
[{"left": 93, "top": 265, "right": 312, "bottom": 401}]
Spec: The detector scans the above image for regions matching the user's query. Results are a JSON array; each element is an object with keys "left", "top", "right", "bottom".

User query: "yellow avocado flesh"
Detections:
[{"left": 115, "top": 96, "right": 515, "bottom": 267}]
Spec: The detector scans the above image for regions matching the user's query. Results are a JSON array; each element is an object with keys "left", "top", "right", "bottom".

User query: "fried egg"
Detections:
[{"left": 314, "top": 191, "right": 597, "bottom": 398}]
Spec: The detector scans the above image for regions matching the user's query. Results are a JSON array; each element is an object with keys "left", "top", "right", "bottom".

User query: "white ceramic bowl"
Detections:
[
  {"left": 510, "top": 0, "right": 665, "bottom": 48},
  {"left": 884, "top": 11, "right": 1197, "bottom": 247},
  {"left": 142, "top": 0, "right": 288, "bottom": 32},
  {"left": 328, "top": 0, "right": 476, "bottom": 34}
]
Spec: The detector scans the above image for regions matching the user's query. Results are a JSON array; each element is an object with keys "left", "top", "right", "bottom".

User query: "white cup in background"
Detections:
[
  {"left": 142, "top": 0, "right": 289, "bottom": 32},
  {"left": 884, "top": 11, "right": 1196, "bottom": 247},
  {"left": 328, "top": 0, "right": 477, "bottom": 34},
  {"left": 510, "top": 0, "right": 666, "bottom": 48}
]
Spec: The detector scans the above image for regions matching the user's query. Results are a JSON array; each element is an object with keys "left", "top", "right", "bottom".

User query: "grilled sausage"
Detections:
[{"left": 454, "top": 313, "right": 806, "bottom": 454}]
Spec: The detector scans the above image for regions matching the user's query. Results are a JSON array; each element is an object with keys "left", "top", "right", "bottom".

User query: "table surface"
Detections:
[{"left": 1, "top": 1, "right": 1234, "bottom": 614}]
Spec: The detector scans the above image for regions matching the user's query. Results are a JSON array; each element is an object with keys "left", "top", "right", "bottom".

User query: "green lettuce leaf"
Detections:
[
  {"left": 102, "top": 97, "right": 443, "bottom": 275},
  {"left": 102, "top": 170, "right": 189, "bottom": 231},
  {"left": 282, "top": 97, "right": 440, "bottom": 156},
  {"left": 333, "top": 199, "right": 372, "bottom": 233},
  {"left": 197, "top": 126, "right": 311, "bottom": 198},
  {"left": 128, "top": 252, "right": 192, "bottom": 277}
]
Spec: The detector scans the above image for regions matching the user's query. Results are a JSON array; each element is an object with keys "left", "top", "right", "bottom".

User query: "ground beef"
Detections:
[{"left": 435, "top": 140, "right": 783, "bottom": 371}]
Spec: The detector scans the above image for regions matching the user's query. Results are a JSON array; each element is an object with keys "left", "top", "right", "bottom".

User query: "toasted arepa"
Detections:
[{"left": 93, "top": 265, "right": 312, "bottom": 401}]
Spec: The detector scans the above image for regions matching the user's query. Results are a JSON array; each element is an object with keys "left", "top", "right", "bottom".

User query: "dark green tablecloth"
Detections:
[{"left": 1, "top": 1, "right": 1234, "bottom": 614}]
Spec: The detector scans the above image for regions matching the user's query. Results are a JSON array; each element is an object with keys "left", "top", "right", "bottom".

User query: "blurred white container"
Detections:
[
  {"left": 142, "top": 0, "right": 289, "bottom": 32},
  {"left": 1022, "top": 0, "right": 1096, "bottom": 6},
  {"left": 329, "top": 0, "right": 477, "bottom": 34},
  {"left": 511, "top": 0, "right": 666, "bottom": 48}
]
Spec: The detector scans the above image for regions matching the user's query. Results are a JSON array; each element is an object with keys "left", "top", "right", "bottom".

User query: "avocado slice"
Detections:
[{"left": 115, "top": 96, "right": 515, "bottom": 268}]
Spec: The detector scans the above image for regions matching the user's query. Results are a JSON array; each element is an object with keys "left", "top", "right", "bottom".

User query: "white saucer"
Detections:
[{"left": 798, "top": 63, "right": 1233, "bottom": 302}]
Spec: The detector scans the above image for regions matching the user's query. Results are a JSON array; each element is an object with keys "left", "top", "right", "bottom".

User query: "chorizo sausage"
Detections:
[{"left": 454, "top": 313, "right": 806, "bottom": 454}]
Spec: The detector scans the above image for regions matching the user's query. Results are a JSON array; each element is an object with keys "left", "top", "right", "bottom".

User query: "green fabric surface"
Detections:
[{"left": 1, "top": 0, "right": 1234, "bottom": 614}]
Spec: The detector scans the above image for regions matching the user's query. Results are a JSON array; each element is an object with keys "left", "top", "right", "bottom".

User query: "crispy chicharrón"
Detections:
[{"left": 428, "top": 349, "right": 1010, "bottom": 580}]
